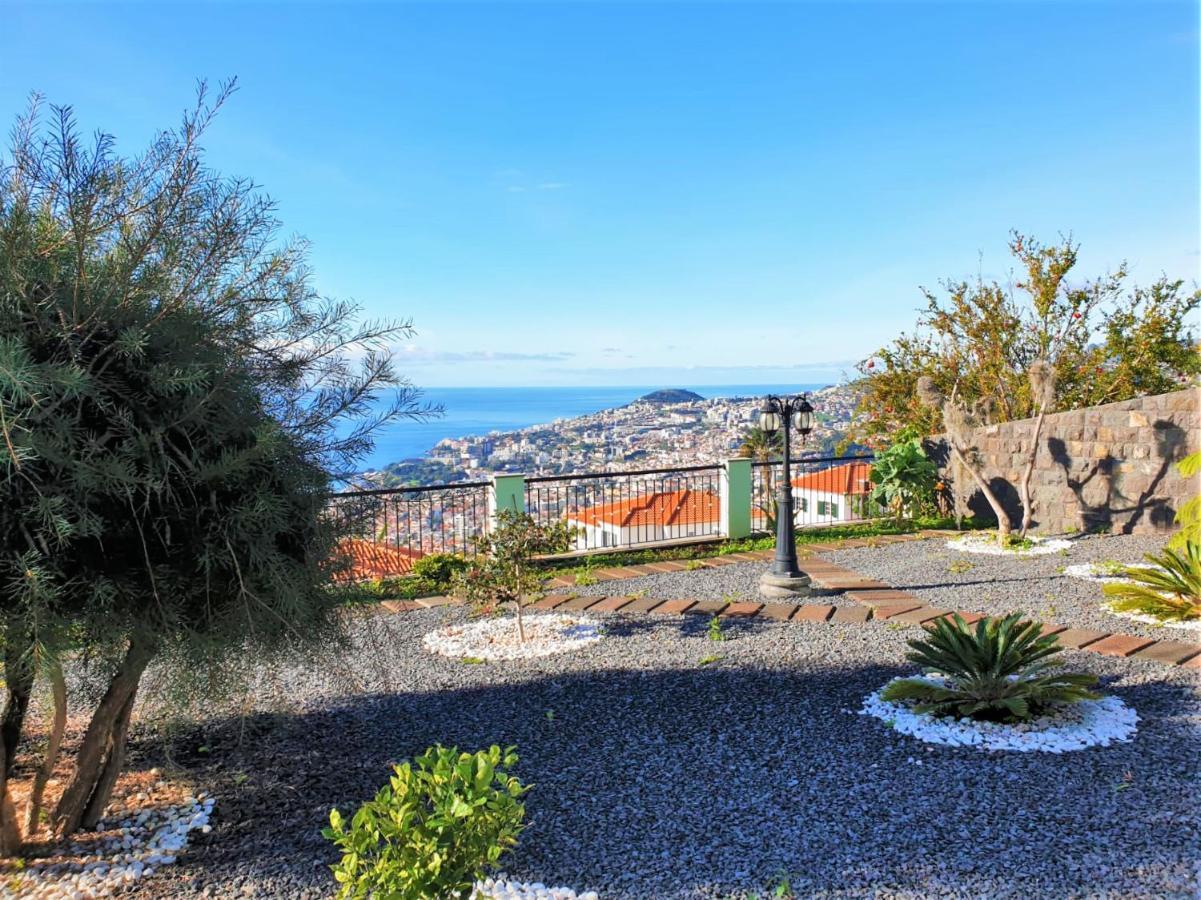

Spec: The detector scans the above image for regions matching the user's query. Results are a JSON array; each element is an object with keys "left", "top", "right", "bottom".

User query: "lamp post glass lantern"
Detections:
[{"left": 756, "top": 393, "right": 815, "bottom": 598}]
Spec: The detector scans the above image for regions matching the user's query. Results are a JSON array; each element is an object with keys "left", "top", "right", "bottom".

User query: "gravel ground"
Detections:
[
  {"left": 570, "top": 560, "right": 858, "bottom": 607},
  {"left": 137, "top": 604, "right": 1201, "bottom": 900},
  {"left": 825, "top": 533, "right": 1185, "bottom": 640}
]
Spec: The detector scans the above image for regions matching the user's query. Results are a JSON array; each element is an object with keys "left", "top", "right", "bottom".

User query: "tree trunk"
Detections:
[
  {"left": 80, "top": 686, "right": 136, "bottom": 830},
  {"left": 515, "top": 599, "right": 526, "bottom": 644},
  {"left": 25, "top": 666, "right": 67, "bottom": 836},
  {"left": 0, "top": 635, "right": 36, "bottom": 856},
  {"left": 949, "top": 442, "right": 1011, "bottom": 544},
  {"left": 53, "top": 635, "right": 154, "bottom": 837},
  {"left": 0, "top": 741, "right": 22, "bottom": 857},
  {"left": 2, "top": 648, "right": 35, "bottom": 779},
  {"left": 1017, "top": 407, "right": 1048, "bottom": 539}
]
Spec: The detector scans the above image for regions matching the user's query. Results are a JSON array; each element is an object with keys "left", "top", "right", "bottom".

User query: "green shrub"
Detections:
[
  {"left": 881, "top": 613, "right": 1099, "bottom": 722},
  {"left": 452, "top": 510, "right": 574, "bottom": 642},
  {"left": 1103, "top": 541, "right": 1201, "bottom": 622},
  {"left": 869, "top": 429, "right": 939, "bottom": 521},
  {"left": 324, "top": 745, "right": 530, "bottom": 900},
  {"left": 411, "top": 553, "right": 469, "bottom": 585}
]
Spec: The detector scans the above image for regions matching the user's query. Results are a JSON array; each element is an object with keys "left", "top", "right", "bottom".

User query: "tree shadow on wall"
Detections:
[{"left": 1045, "top": 419, "right": 1187, "bottom": 534}]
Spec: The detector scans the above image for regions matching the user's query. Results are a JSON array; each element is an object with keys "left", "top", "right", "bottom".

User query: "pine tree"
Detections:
[{"left": 0, "top": 82, "right": 431, "bottom": 848}]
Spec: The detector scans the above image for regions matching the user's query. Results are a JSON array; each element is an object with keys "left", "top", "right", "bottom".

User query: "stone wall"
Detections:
[{"left": 936, "top": 387, "right": 1199, "bottom": 535}]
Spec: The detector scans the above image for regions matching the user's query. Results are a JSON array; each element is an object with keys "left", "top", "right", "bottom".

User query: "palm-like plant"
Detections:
[
  {"left": 740, "top": 426, "right": 783, "bottom": 531},
  {"left": 881, "top": 613, "right": 1100, "bottom": 722},
  {"left": 1102, "top": 541, "right": 1201, "bottom": 622}
]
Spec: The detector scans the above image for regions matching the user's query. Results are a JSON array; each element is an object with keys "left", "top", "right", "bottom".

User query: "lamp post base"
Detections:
[{"left": 759, "top": 570, "right": 812, "bottom": 600}]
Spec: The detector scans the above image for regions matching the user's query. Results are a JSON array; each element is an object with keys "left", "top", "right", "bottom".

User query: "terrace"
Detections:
[{"left": 130, "top": 525, "right": 1199, "bottom": 899}]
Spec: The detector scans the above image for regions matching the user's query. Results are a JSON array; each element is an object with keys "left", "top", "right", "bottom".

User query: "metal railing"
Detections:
[
  {"left": 751, "top": 453, "right": 879, "bottom": 532},
  {"left": 329, "top": 453, "right": 881, "bottom": 580},
  {"left": 525, "top": 464, "right": 723, "bottom": 552},
  {"left": 327, "top": 481, "right": 490, "bottom": 579}
]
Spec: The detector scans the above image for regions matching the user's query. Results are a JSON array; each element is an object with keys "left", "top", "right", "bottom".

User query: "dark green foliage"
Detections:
[
  {"left": 324, "top": 745, "right": 529, "bottom": 899},
  {"left": 881, "top": 613, "right": 1099, "bottom": 722},
  {"left": 1103, "top": 541, "right": 1201, "bottom": 622},
  {"left": 410, "top": 553, "right": 469, "bottom": 586},
  {"left": 0, "top": 83, "right": 430, "bottom": 840},
  {"left": 869, "top": 430, "right": 939, "bottom": 520}
]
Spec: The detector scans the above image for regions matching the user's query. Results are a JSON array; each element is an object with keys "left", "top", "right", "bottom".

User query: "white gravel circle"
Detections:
[
  {"left": 423, "top": 613, "right": 603, "bottom": 660},
  {"left": 473, "top": 876, "right": 598, "bottom": 899},
  {"left": 860, "top": 676, "right": 1139, "bottom": 752},
  {"left": 15, "top": 796, "right": 215, "bottom": 898},
  {"left": 1102, "top": 602, "right": 1201, "bottom": 633},
  {"left": 946, "top": 533, "right": 1073, "bottom": 556},
  {"left": 1063, "top": 562, "right": 1162, "bottom": 583}
]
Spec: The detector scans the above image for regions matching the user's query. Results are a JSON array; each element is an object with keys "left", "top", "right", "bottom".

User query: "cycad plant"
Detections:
[
  {"left": 1102, "top": 541, "right": 1201, "bottom": 623},
  {"left": 881, "top": 613, "right": 1099, "bottom": 722}
]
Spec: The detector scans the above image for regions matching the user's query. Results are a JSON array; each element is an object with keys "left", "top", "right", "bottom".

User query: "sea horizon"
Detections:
[{"left": 358, "top": 382, "right": 830, "bottom": 472}]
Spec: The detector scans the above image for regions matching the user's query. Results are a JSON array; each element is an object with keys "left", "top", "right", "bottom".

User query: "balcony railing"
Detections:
[
  {"left": 330, "top": 453, "right": 876, "bottom": 580},
  {"left": 327, "top": 481, "right": 490, "bottom": 578}
]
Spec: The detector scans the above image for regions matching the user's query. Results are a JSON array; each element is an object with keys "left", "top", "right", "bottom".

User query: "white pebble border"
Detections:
[
  {"left": 860, "top": 677, "right": 1139, "bottom": 753},
  {"left": 1063, "top": 562, "right": 1162, "bottom": 583},
  {"left": 423, "top": 613, "right": 603, "bottom": 661},
  {"left": 1102, "top": 601, "right": 1201, "bottom": 633},
  {"left": 13, "top": 795, "right": 215, "bottom": 899},
  {"left": 946, "top": 533, "right": 1073, "bottom": 556},
  {"left": 473, "top": 875, "right": 598, "bottom": 899}
]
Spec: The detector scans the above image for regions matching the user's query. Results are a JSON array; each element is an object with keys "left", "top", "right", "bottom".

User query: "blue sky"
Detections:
[{"left": 3, "top": 1, "right": 1198, "bottom": 387}]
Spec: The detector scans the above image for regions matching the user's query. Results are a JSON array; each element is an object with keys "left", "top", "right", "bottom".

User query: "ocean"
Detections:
[{"left": 357, "top": 383, "right": 825, "bottom": 472}]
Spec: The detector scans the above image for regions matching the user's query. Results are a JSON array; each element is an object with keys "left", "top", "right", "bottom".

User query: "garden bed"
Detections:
[{"left": 132, "top": 605, "right": 1199, "bottom": 899}]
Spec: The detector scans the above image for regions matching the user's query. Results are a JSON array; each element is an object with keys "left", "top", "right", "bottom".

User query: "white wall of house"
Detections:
[
  {"left": 568, "top": 518, "right": 714, "bottom": 549},
  {"left": 790, "top": 487, "right": 864, "bottom": 524}
]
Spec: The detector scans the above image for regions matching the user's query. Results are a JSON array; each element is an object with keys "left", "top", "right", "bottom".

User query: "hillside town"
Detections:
[{"left": 366, "top": 383, "right": 861, "bottom": 487}]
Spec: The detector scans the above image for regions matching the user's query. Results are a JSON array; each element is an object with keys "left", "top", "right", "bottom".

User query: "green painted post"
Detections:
[
  {"left": 489, "top": 473, "right": 526, "bottom": 531},
  {"left": 721, "top": 458, "right": 752, "bottom": 539}
]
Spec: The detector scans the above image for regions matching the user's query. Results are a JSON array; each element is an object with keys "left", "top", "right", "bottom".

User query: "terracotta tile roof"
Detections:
[
  {"left": 335, "top": 538, "right": 425, "bottom": 580},
  {"left": 790, "top": 462, "right": 874, "bottom": 496},
  {"left": 568, "top": 489, "right": 720, "bottom": 529}
]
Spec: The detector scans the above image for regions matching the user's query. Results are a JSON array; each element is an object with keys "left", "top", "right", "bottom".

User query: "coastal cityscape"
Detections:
[
  {"left": 362, "top": 382, "right": 861, "bottom": 488},
  {"left": 3, "top": 2, "right": 1198, "bottom": 899}
]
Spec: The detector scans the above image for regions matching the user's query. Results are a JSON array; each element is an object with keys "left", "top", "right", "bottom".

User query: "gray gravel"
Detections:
[
  {"left": 826, "top": 533, "right": 1186, "bottom": 640},
  {"left": 570, "top": 559, "right": 858, "bottom": 607},
  {"left": 141, "top": 604, "right": 1201, "bottom": 899}
]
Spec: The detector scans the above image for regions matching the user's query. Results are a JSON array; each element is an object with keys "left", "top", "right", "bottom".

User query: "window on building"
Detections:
[
  {"left": 798, "top": 496, "right": 808, "bottom": 512},
  {"left": 829, "top": 501, "right": 839, "bottom": 518}
]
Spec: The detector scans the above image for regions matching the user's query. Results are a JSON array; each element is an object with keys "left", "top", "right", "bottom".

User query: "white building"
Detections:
[
  {"left": 566, "top": 489, "right": 720, "bottom": 549},
  {"left": 790, "top": 462, "right": 874, "bottom": 525}
]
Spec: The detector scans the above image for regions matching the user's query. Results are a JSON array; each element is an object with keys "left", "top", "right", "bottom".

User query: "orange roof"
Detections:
[
  {"left": 335, "top": 538, "right": 424, "bottom": 581},
  {"left": 568, "top": 489, "right": 720, "bottom": 529},
  {"left": 790, "top": 462, "right": 873, "bottom": 496}
]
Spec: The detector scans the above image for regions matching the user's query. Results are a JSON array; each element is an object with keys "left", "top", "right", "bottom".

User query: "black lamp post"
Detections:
[{"left": 758, "top": 393, "right": 814, "bottom": 586}]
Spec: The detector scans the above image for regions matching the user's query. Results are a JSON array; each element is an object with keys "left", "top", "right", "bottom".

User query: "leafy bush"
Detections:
[
  {"left": 881, "top": 613, "right": 1099, "bottom": 722},
  {"left": 869, "top": 430, "right": 939, "bottom": 521},
  {"left": 411, "top": 553, "right": 469, "bottom": 586},
  {"left": 1103, "top": 541, "right": 1201, "bottom": 622},
  {"left": 324, "top": 745, "right": 529, "bottom": 900}
]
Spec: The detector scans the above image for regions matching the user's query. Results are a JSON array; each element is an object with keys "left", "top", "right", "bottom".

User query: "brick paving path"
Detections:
[{"left": 384, "top": 530, "right": 1201, "bottom": 669}]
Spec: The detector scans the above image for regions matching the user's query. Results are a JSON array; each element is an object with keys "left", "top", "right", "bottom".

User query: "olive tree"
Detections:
[
  {"left": 0, "top": 82, "right": 430, "bottom": 848},
  {"left": 854, "top": 233, "right": 1200, "bottom": 544}
]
